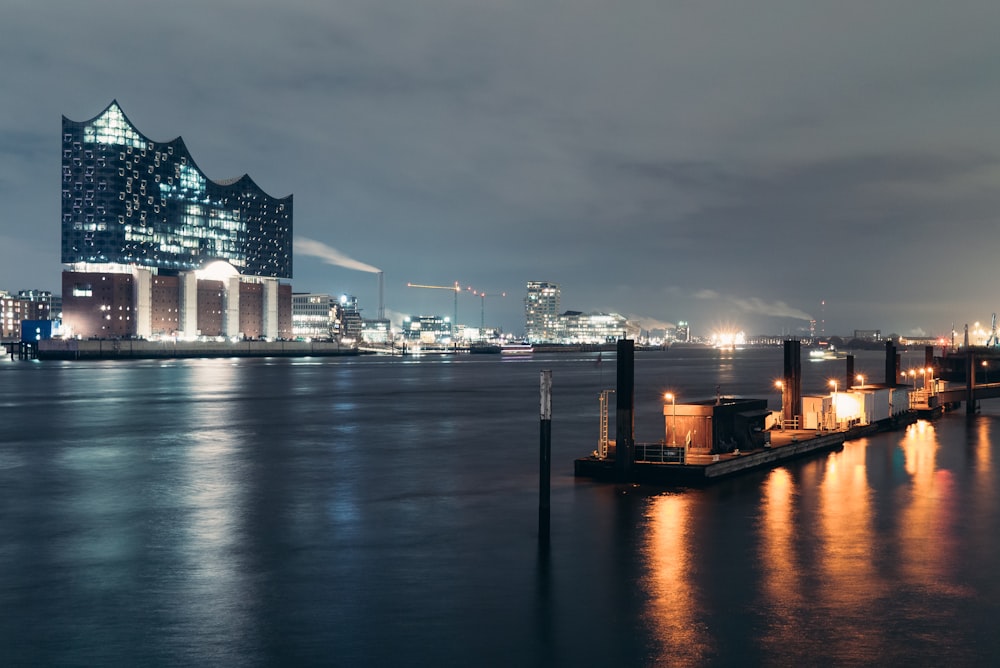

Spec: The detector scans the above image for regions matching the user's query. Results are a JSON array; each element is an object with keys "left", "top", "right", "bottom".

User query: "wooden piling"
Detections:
[
  {"left": 782, "top": 340, "right": 801, "bottom": 426},
  {"left": 539, "top": 370, "right": 552, "bottom": 545},
  {"left": 614, "top": 339, "right": 635, "bottom": 481}
]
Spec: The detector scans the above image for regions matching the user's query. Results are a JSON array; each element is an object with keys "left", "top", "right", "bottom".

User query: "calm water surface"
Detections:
[{"left": 2, "top": 348, "right": 999, "bottom": 666}]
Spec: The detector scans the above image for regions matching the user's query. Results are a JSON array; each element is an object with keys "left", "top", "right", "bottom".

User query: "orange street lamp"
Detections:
[
  {"left": 664, "top": 392, "right": 677, "bottom": 446},
  {"left": 829, "top": 379, "right": 838, "bottom": 429},
  {"left": 775, "top": 380, "right": 785, "bottom": 429},
  {"left": 856, "top": 374, "right": 865, "bottom": 388}
]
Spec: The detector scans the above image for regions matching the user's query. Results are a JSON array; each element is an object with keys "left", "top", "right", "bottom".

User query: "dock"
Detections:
[
  {"left": 574, "top": 338, "right": 922, "bottom": 487},
  {"left": 575, "top": 430, "right": 846, "bottom": 485}
]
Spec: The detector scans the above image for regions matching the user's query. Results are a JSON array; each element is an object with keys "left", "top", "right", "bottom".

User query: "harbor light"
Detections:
[
  {"left": 829, "top": 379, "right": 838, "bottom": 429},
  {"left": 664, "top": 392, "right": 677, "bottom": 446},
  {"left": 775, "top": 380, "right": 786, "bottom": 430}
]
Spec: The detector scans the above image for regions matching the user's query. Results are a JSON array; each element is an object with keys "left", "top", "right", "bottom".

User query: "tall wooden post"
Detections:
[
  {"left": 967, "top": 352, "right": 977, "bottom": 415},
  {"left": 615, "top": 339, "right": 635, "bottom": 481},
  {"left": 884, "top": 340, "right": 897, "bottom": 385},
  {"left": 782, "top": 340, "right": 801, "bottom": 426},
  {"left": 539, "top": 370, "right": 552, "bottom": 544}
]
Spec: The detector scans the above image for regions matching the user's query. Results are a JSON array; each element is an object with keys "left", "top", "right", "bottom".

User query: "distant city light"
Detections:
[{"left": 711, "top": 330, "right": 746, "bottom": 349}]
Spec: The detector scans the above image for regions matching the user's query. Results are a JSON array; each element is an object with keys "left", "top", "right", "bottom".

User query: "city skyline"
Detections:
[{"left": 4, "top": 3, "right": 1000, "bottom": 337}]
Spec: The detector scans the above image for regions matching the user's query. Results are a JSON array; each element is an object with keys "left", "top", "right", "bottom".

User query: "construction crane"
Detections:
[
  {"left": 987, "top": 313, "right": 1000, "bottom": 348},
  {"left": 466, "top": 287, "right": 506, "bottom": 335},
  {"left": 406, "top": 282, "right": 461, "bottom": 337}
]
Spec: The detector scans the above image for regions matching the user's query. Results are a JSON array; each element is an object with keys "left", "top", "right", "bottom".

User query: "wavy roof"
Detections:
[{"left": 65, "top": 100, "right": 291, "bottom": 201}]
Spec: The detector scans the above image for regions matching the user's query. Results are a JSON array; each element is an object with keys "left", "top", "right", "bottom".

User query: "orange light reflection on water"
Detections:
[
  {"left": 897, "top": 420, "right": 967, "bottom": 596},
  {"left": 642, "top": 493, "right": 710, "bottom": 667},
  {"left": 816, "top": 437, "right": 889, "bottom": 660},
  {"left": 758, "top": 468, "right": 811, "bottom": 659}
]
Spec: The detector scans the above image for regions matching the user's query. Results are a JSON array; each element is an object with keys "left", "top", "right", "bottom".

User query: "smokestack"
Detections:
[{"left": 377, "top": 271, "right": 385, "bottom": 321}]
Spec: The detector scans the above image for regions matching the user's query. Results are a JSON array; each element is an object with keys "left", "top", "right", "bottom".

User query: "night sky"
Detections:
[{"left": 3, "top": 1, "right": 1000, "bottom": 338}]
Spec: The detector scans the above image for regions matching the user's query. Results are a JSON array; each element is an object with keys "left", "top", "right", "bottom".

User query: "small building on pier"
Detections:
[{"left": 664, "top": 397, "right": 771, "bottom": 456}]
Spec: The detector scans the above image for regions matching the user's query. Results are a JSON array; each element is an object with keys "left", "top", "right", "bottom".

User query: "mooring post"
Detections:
[
  {"left": 782, "top": 340, "right": 801, "bottom": 427},
  {"left": 614, "top": 339, "right": 635, "bottom": 481},
  {"left": 884, "top": 340, "right": 897, "bottom": 385},
  {"left": 967, "top": 351, "right": 977, "bottom": 415},
  {"left": 539, "top": 370, "right": 552, "bottom": 545}
]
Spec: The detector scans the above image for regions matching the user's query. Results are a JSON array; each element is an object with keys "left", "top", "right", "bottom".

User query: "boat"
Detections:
[
  {"left": 469, "top": 342, "right": 501, "bottom": 354},
  {"left": 500, "top": 342, "right": 533, "bottom": 355}
]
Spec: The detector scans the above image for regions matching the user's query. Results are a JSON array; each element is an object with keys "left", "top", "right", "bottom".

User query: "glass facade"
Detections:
[{"left": 62, "top": 101, "right": 292, "bottom": 278}]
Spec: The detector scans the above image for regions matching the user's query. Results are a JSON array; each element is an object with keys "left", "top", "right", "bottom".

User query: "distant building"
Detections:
[
  {"left": 292, "top": 293, "right": 340, "bottom": 340},
  {"left": 360, "top": 319, "right": 391, "bottom": 344},
  {"left": 1, "top": 292, "right": 26, "bottom": 338},
  {"left": 401, "top": 315, "right": 450, "bottom": 343},
  {"left": 17, "top": 291, "right": 55, "bottom": 321},
  {"left": 339, "top": 295, "right": 364, "bottom": 342},
  {"left": 60, "top": 101, "right": 293, "bottom": 339},
  {"left": 672, "top": 320, "right": 691, "bottom": 343},
  {"left": 525, "top": 281, "right": 560, "bottom": 343},
  {"left": 853, "top": 329, "right": 882, "bottom": 341},
  {"left": 560, "top": 311, "right": 628, "bottom": 344},
  {"left": 1, "top": 290, "right": 56, "bottom": 338}
]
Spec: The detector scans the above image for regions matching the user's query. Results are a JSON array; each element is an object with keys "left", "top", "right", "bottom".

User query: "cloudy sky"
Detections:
[{"left": 3, "top": 0, "right": 1000, "bottom": 338}]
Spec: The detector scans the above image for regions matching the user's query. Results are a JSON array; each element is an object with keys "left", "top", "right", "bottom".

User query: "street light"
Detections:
[
  {"left": 829, "top": 379, "right": 838, "bottom": 430},
  {"left": 856, "top": 374, "right": 865, "bottom": 388},
  {"left": 664, "top": 393, "right": 677, "bottom": 446},
  {"left": 775, "top": 380, "right": 785, "bottom": 429}
]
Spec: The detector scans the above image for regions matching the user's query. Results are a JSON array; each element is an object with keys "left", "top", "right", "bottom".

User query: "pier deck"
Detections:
[{"left": 574, "top": 414, "right": 916, "bottom": 486}]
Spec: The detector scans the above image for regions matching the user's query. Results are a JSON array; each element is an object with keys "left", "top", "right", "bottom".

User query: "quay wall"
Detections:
[{"left": 36, "top": 339, "right": 360, "bottom": 360}]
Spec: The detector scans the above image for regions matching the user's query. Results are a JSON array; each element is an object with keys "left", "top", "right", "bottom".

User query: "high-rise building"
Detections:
[
  {"left": 524, "top": 281, "right": 560, "bottom": 343},
  {"left": 62, "top": 101, "right": 292, "bottom": 276},
  {"left": 60, "top": 101, "right": 293, "bottom": 339}
]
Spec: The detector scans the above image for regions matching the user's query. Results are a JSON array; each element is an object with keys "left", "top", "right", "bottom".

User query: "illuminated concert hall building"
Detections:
[{"left": 61, "top": 101, "right": 293, "bottom": 339}]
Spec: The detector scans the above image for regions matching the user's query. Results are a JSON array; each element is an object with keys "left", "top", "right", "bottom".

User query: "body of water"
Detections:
[{"left": 2, "top": 348, "right": 999, "bottom": 666}]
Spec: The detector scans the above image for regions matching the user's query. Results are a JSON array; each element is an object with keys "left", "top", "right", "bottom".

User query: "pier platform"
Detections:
[
  {"left": 574, "top": 413, "right": 917, "bottom": 487},
  {"left": 575, "top": 430, "right": 846, "bottom": 486}
]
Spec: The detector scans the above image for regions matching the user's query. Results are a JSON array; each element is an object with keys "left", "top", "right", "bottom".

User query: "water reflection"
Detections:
[
  {"left": 816, "top": 438, "right": 887, "bottom": 661},
  {"left": 972, "top": 416, "right": 994, "bottom": 503},
  {"left": 898, "top": 421, "right": 963, "bottom": 595},
  {"left": 642, "top": 493, "right": 710, "bottom": 667},
  {"left": 758, "top": 468, "right": 810, "bottom": 659},
  {"left": 171, "top": 361, "right": 257, "bottom": 660}
]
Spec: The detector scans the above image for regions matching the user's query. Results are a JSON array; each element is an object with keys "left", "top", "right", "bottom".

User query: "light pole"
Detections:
[
  {"left": 829, "top": 379, "right": 838, "bottom": 430},
  {"left": 664, "top": 393, "right": 677, "bottom": 446},
  {"left": 775, "top": 380, "right": 785, "bottom": 429},
  {"left": 856, "top": 374, "right": 865, "bottom": 388},
  {"left": 665, "top": 392, "right": 682, "bottom": 463}
]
